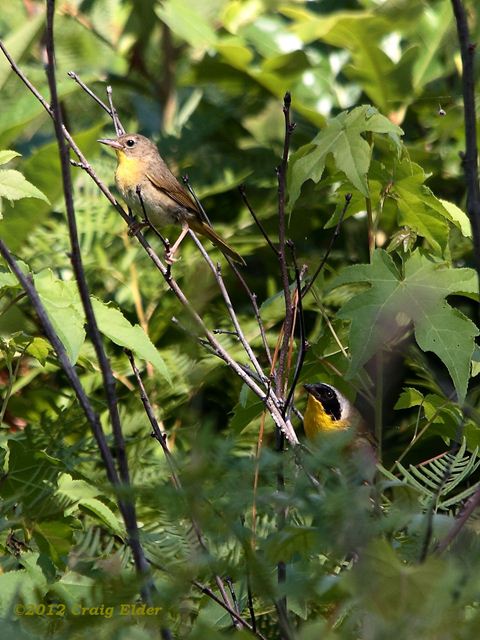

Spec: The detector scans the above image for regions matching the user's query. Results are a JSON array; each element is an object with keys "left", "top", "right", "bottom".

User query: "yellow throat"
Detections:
[
  {"left": 303, "top": 394, "right": 350, "bottom": 440},
  {"left": 114, "top": 150, "right": 145, "bottom": 191}
]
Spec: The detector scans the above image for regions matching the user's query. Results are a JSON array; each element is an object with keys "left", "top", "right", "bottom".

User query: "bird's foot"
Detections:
[{"left": 164, "top": 248, "right": 180, "bottom": 265}]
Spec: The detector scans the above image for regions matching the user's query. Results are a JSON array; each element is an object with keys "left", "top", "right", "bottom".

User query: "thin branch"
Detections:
[
  {"left": 284, "top": 242, "right": 308, "bottom": 418},
  {"left": 419, "top": 431, "right": 463, "bottom": 562},
  {"left": 126, "top": 349, "right": 241, "bottom": 626},
  {"left": 435, "top": 484, "right": 480, "bottom": 554},
  {"left": 275, "top": 91, "right": 296, "bottom": 399},
  {"left": 192, "top": 580, "right": 267, "bottom": 640},
  {"left": 0, "top": 241, "right": 121, "bottom": 493},
  {"left": 125, "top": 350, "right": 180, "bottom": 487},
  {"left": 67, "top": 71, "right": 112, "bottom": 116},
  {"left": 0, "top": 41, "right": 298, "bottom": 443},
  {"left": 239, "top": 184, "right": 279, "bottom": 256},
  {"left": 189, "top": 230, "right": 268, "bottom": 384},
  {"left": 182, "top": 175, "right": 212, "bottom": 226},
  {"left": 450, "top": 0, "right": 480, "bottom": 310},
  {"left": 302, "top": 193, "right": 352, "bottom": 298},
  {"left": 45, "top": 0, "right": 151, "bottom": 595},
  {"left": 183, "top": 178, "right": 273, "bottom": 367},
  {"left": 106, "top": 85, "right": 125, "bottom": 136}
]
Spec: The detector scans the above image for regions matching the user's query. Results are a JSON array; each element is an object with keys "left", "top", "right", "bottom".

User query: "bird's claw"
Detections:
[{"left": 164, "top": 249, "right": 179, "bottom": 265}]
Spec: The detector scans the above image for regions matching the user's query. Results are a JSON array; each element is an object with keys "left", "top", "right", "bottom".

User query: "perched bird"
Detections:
[
  {"left": 303, "top": 382, "right": 372, "bottom": 443},
  {"left": 98, "top": 133, "right": 245, "bottom": 265}
]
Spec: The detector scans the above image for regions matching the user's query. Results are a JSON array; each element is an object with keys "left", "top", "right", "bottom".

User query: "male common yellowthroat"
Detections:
[
  {"left": 98, "top": 133, "right": 245, "bottom": 265},
  {"left": 303, "top": 383, "right": 366, "bottom": 439}
]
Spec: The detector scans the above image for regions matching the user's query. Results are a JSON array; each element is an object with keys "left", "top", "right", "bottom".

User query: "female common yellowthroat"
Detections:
[
  {"left": 98, "top": 133, "right": 245, "bottom": 265},
  {"left": 303, "top": 383, "right": 366, "bottom": 439}
]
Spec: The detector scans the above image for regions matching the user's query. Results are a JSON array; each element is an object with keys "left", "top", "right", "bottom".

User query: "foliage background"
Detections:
[{"left": 1, "top": 0, "right": 480, "bottom": 638}]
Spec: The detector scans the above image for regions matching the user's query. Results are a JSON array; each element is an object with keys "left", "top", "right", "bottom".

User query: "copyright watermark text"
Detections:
[{"left": 14, "top": 603, "right": 161, "bottom": 618}]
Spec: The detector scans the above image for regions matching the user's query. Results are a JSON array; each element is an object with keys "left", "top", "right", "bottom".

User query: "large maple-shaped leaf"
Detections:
[
  {"left": 329, "top": 250, "right": 478, "bottom": 402},
  {"left": 288, "top": 105, "right": 403, "bottom": 210}
]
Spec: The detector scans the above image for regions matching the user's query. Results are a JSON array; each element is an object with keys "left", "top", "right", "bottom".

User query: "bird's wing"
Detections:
[{"left": 146, "top": 171, "right": 199, "bottom": 214}]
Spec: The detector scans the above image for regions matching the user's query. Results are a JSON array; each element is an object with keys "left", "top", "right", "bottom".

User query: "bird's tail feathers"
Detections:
[{"left": 190, "top": 220, "right": 246, "bottom": 266}]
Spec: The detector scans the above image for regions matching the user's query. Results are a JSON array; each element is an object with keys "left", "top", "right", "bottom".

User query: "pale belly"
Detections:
[{"left": 115, "top": 175, "right": 193, "bottom": 229}]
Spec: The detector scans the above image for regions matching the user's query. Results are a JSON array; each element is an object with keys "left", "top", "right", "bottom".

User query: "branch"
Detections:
[
  {"left": 188, "top": 230, "right": 268, "bottom": 385},
  {"left": 0, "top": 242, "right": 121, "bottom": 509},
  {"left": 45, "top": 0, "right": 151, "bottom": 596},
  {"left": 435, "top": 484, "right": 480, "bottom": 554},
  {"left": 106, "top": 85, "right": 125, "bottom": 136},
  {"left": 67, "top": 71, "right": 112, "bottom": 117},
  {"left": 275, "top": 91, "right": 296, "bottom": 398},
  {"left": 184, "top": 178, "right": 273, "bottom": 366},
  {"left": 284, "top": 242, "right": 308, "bottom": 418},
  {"left": 450, "top": 0, "right": 480, "bottom": 308},
  {"left": 302, "top": 193, "right": 351, "bottom": 298},
  {"left": 239, "top": 184, "right": 279, "bottom": 257}
]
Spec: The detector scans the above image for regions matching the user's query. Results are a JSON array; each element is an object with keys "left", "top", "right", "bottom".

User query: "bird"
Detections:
[
  {"left": 303, "top": 382, "right": 377, "bottom": 474},
  {"left": 303, "top": 382, "right": 372, "bottom": 443},
  {"left": 98, "top": 133, "right": 245, "bottom": 265}
]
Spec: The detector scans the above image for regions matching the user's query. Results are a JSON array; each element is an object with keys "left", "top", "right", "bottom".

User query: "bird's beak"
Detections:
[
  {"left": 98, "top": 138, "right": 123, "bottom": 150},
  {"left": 303, "top": 384, "right": 315, "bottom": 394}
]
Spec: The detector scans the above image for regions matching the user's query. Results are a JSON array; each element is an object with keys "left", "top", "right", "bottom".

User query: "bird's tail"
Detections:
[{"left": 190, "top": 220, "right": 246, "bottom": 266}]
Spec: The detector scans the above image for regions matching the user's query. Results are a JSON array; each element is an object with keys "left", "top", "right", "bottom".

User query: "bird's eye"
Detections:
[
  {"left": 325, "top": 389, "right": 334, "bottom": 398},
  {"left": 126, "top": 139, "right": 135, "bottom": 147}
]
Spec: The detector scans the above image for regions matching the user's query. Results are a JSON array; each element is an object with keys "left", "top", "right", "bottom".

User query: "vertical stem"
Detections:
[
  {"left": 366, "top": 131, "right": 375, "bottom": 261},
  {"left": 274, "top": 91, "right": 295, "bottom": 627},
  {"left": 374, "top": 351, "right": 383, "bottom": 462},
  {"left": 45, "top": 0, "right": 151, "bottom": 599},
  {"left": 451, "top": 0, "right": 480, "bottom": 318}
]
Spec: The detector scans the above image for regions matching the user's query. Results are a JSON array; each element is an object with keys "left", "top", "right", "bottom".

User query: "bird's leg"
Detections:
[{"left": 165, "top": 222, "right": 190, "bottom": 264}]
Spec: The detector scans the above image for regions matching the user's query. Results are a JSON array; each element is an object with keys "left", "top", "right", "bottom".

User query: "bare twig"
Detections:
[
  {"left": 436, "top": 485, "right": 480, "bottom": 554},
  {"left": 125, "top": 350, "right": 241, "bottom": 626},
  {"left": 106, "top": 85, "right": 125, "bottom": 136},
  {"left": 125, "top": 350, "right": 179, "bottom": 485},
  {"left": 183, "top": 178, "right": 273, "bottom": 367},
  {"left": 239, "top": 184, "right": 279, "bottom": 257},
  {"left": 284, "top": 242, "right": 308, "bottom": 418},
  {"left": 0, "top": 241, "right": 121, "bottom": 505},
  {"left": 272, "top": 91, "right": 295, "bottom": 627},
  {"left": 450, "top": 0, "right": 480, "bottom": 309},
  {"left": 419, "top": 432, "right": 463, "bottom": 562},
  {"left": 275, "top": 91, "right": 296, "bottom": 398},
  {"left": 302, "top": 193, "right": 352, "bottom": 298},
  {"left": 67, "top": 71, "right": 112, "bottom": 116},
  {"left": 192, "top": 580, "right": 267, "bottom": 639},
  {"left": 45, "top": 0, "right": 151, "bottom": 596},
  {"left": 189, "top": 231, "right": 268, "bottom": 384},
  {"left": 182, "top": 175, "right": 213, "bottom": 226}
]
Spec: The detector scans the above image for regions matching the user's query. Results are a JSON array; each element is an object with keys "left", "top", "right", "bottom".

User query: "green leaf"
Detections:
[
  {"left": 26, "top": 337, "right": 51, "bottom": 366},
  {"left": 0, "top": 268, "right": 19, "bottom": 289},
  {"left": 78, "top": 498, "right": 124, "bottom": 538},
  {"left": 155, "top": 0, "right": 218, "bottom": 48},
  {"left": 330, "top": 249, "right": 478, "bottom": 402},
  {"left": 0, "top": 13, "right": 45, "bottom": 91},
  {"left": 0, "top": 553, "right": 47, "bottom": 616},
  {"left": 386, "top": 158, "right": 458, "bottom": 253},
  {"left": 0, "top": 168, "right": 49, "bottom": 215},
  {"left": 412, "top": 0, "right": 454, "bottom": 91},
  {"left": 91, "top": 298, "right": 171, "bottom": 382},
  {"left": 0, "top": 150, "right": 20, "bottom": 166},
  {"left": 33, "top": 270, "right": 86, "bottom": 365},
  {"left": 33, "top": 521, "right": 74, "bottom": 568},
  {"left": 57, "top": 473, "right": 102, "bottom": 503},
  {"left": 288, "top": 105, "right": 403, "bottom": 210},
  {"left": 394, "top": 387, "right": 424, "bottom": 410},
  {"left": 438, "top": 199, "right": 471, "bottom": 238}
]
